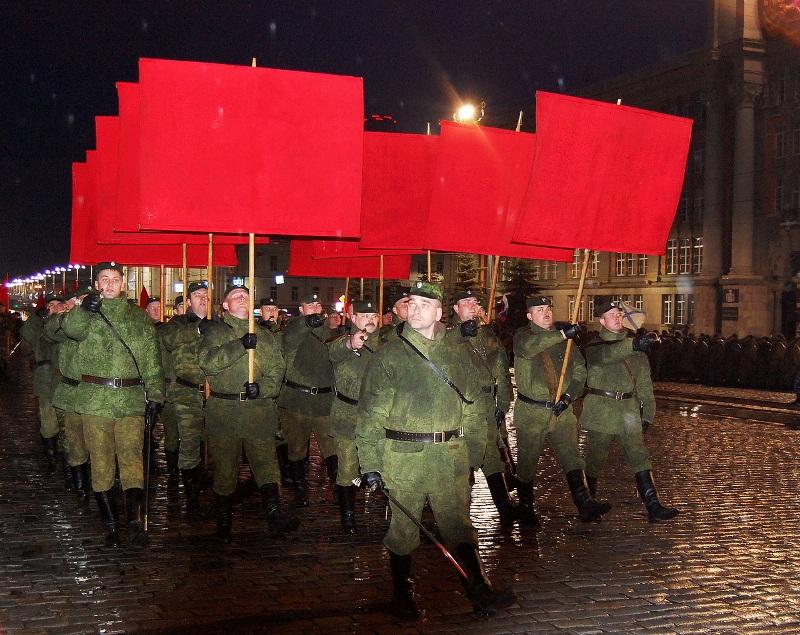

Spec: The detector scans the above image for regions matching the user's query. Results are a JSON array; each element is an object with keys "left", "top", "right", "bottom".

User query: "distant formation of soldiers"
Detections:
[{"left": 17, "top": 261, "right": 679, "bottom": 620}]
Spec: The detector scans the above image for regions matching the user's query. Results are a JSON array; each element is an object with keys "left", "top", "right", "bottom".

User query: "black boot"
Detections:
[
  {"left": 485, "top": 472, "right": 518, "bottom": 526},
  {"left": 455, "top": 543, "right": 515, "bottom": 617},
  {"left": 216, "top": 493, "right": 233, "bottom": 544},
  {"left": 565, "top": 469, "right": 612, "bottom": 522},
  {"left": 261, "top": 483, "right": 300, "bottom": 536},
  {"left": 586, "top": 474, "right": 598, "bottom": 498},
  {"left": 290, "top": 460, "right": 308, "bottom": 507},
  {"left": 94, "top": 490, "right": 121, "bottom": 547},
  {"left": 180, "top": 466, "right": 202, "bottom": 515},
  {"left": 276, "top": 443, "right": 292, "bottom": 484},
  {"left": 165, "top": 449, "right": 179, "bottom": 477},
  {"left": 42, "top": 435, "right": 57, "bottom": 473},
  {"left": 389, "top": 551, "right": 420, "bottom": 620},
  {"left": 635, "top": 470, "right": 678, "bottom": 522},
  {"left": 339, "top": 484, "right": 357, "bottom": 533},
  {"left": 325, "top": 454, "right": 339, "bottom": 485},
  {"left": 70, "top": 462, "right": 91, "bottom": 511},
  {"left": 125, "top": 488, "right": 149, "bottom": 546},
  {"left": 516, "top": 481, "right": 540, "bottom": 527}
]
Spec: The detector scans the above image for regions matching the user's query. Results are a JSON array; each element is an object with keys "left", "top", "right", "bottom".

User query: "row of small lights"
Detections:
[{"left": 5, "top": 264, "right": 86, "bottom": 288}]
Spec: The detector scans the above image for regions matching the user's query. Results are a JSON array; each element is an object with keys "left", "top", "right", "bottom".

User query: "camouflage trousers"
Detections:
[
  {"left": 382, "top": 438, "right": 477, "bottom": 555},
  {"left": 481, "top": 420, "right": 506, "bottom": 478},
  {"left": 62, "top": 409, "right": 88, "bottom": 467},
  {"left": 175, "top": 402, "right": 205, "bottom": 470},
  {"left": 280, "top": 409, "right": 337, "bottom": 462},
  {"left": 514, "top": 404, "right": 584, "bottom": 484},
  {"left": 160, "top": 401, "right": 180, "bottom": 454},
  {"left": 82, "top": 414, "right": 144, "bottom": 492},
  {"left": 39, "top": 395, "right": 59, "bottom": 439},
  {"left": 584, "top": 428, "right": 652, "bottom": 477}
]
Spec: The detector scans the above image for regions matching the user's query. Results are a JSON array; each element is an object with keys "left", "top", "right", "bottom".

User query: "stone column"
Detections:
[{"left": 701, "top": 94, "right": 724, "bottom": 279}]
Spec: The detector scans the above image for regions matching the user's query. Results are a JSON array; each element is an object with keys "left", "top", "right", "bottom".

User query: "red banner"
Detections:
[
  {"left": 136, "top": 58, "right": 363, "bottom": 237},
  {"left": 311, "top": 239, "right": 422, "bottom": 259},
  {"left": 513, "top": 92, "right": 692, "bottom": 255},
  {"left": 287, "top": 240, "right": 411, "bottom": 279}
]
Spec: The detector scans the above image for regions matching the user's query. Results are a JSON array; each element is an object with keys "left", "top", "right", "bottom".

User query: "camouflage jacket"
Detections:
[
  {"left": 277, "top": 315, "right": 334, "bottom": 416},
  {"left": 328, "top": 326, "right": 381, "bottom": 435},
  {"left": 60, "top": 296, "right": 165, "bottom": 418},
  {"left": 159, "top": 314, "right": 204, "bottom": 406},
  {"left": 20, "top": 313, "right": 58, "bottom": 398},
  {"left": 581, "top": 328, "right": 655, "bottom": 434},
  {"left": 43, "top": 311, "right": 81, "bottom": 411},
  {"left": 357, "top": 322, "right": 483, "bottom": 473}
]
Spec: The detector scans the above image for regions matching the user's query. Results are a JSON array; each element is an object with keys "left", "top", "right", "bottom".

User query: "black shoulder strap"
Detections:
[
  {"left": 397, "top": 325, "right": 473, "bottom": 405},
  {"left": 96, "top": 309, "right": 143, "bottom": 380}
]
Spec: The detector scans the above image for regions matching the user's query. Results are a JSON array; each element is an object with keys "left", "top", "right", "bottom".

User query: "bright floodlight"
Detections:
[{"left": 455, "top": 103, "right": 476, "bottom": 123}]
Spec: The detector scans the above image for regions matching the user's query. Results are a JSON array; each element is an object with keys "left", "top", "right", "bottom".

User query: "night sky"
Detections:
[{"left": 1, "top": 1, "right": 709, "bottom": 277}]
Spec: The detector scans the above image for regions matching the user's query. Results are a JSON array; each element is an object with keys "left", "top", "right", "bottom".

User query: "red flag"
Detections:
[
  {"left": 425, "top": 122, "right": 572, "bottom": 262},
  {"left": 311, "top": 239, "right": 422, "bottom": 259},
  {"left": 513, "top": 92, "right": 692, "bottom": 254},
  {"left": 287, "top": 240, "right": 411, "bottom": 279},
  {"left": 139, "top": 285, "right": 150, "bottom": 309},
  {"left": 0, "top": 275, "right": 9, "bottom": 308},
  {"left": 136, "top": 58, "right": 363, "bottom": 237},
  {"left": 358, "top": 132, "right": 439, "bottom": 251}
]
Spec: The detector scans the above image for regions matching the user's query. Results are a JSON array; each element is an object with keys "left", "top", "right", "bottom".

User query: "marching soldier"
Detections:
[
  {"left": 198, "top": 284, "right": 298, "bottom": 543},
  {"left": 327, "top": 299, "right": 379, "bottom": 532},
  {"left": 60, "top": 262, "right": 164, "bottom": 547},
  {"left": 513, "top": 296, "right": 610, "bottom": 524},
  {"left": 445, "top": 289, "right": 518, "bottom": 525},
  {"left": 258, "top": 297, "right": 280, "bottom": 332},
  {"left": 358, "top": 281, "right": 514, "bottom": 619},
  {"left": 582, "top": 297, "right": 678, "bottom": 523},
  {"left": 277, "top": 292, "right": 337, "bottom": 506},
  {"left": 159, "top": 282, "right": 210, "bottom": 513},
  {"left": 144, "top": 297, "right": 162, "bottom": 324},
  {"left": 378, "top": 291, "right": 409, "bottom": 343}
]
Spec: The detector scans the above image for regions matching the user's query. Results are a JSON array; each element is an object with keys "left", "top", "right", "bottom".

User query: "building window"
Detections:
[
  {"left": 590, "top": 251, "right": 599, "bottom": 277},
  {"left": 679, "top": 238, "right": 692, "bottom": 274},
  {"left": 627, "top": 253, "right": 636, "bottom": 275},
  {"left": 777, "top": 176, "right": 785, "bottom": 213},
  {"left": 269, "top": 285, "right": 278, "bottom": 300},
  {"left": 587, "top": 296, "right": 595, "bottom": 320},
  {"left": 435, "top": 259, "right": 444, "bottom": 274},
  {"left": 675, "top": 294, "right": 687, "bottom": 325},
  {"left": 638, "top": 254, "right": 648, "bottom": 275},
  {"left": 291, "top": 286, "right": 298, "bottom": 301},
  {"left": 666, "top": 239, "right": 678, "bottom": 274},
  {"left": 693, "top": 237, "right": 703, "bottom": 274},
  {"left": 662, "top": 294, "right": 673, "bottom": 324},
  {"left": 269, "top": 255, "right": 278, "bottom": 272},
  {"left": 547, "top": 261, "right": 559, "bottom": 280},
  {"left": 417, "top": 260, "right": 426, "bottom": 275},
  {"left": 694, "top": 192, "right": 704, "bottom": 225},
  {"left": 615, "top": 253, "right": 626, "bottom": 276},
  {"left": 678, "top": 194, "right": 689, "bottom": 222},
  {"left": 688, "top": 294, "right": 695, "bottom": 325},
  {"left": 531, "top": 262, "right": 540, "bottom": 281},
  {"left": 776, "top": 127, "right": 787, "bottom": 159},
  {"left": 634, "top": 294, "right": 644, "bottom": 310},
  {"left": 571, "top": 250, "right": 580, "bottom": 278}
]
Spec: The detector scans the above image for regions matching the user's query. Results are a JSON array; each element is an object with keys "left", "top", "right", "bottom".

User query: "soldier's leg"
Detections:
[
  {"left": 312, "top": 415, "right": 338, "bottom": 490},
  {"left": 64, "top": 410, "right": 91, "bottom": 509},
  {"left": 382, "top": 441, "right": 428, "bottom": 555},
  {"left": 282, "top": 409, "right": 312, "bottom": 506},
  {"left": 514, "top": 407, "right": 549, "bottom": 525},
  {"left": 246, "top": 434, "right": 300, "bottom": 536},
  {"left": 205, "top": 403, "right": 242, "bottom": 542},
  {"left": 335, "top": 435, "right": 359, "bottom": 532},
  {"left": 39, "top": 395, "right": 59, "bottom": 471},
  {"left": 113, "top": 415, "right": 145, "bottom": 491},
  {"left": 621, "top": 428, "right": 678, "bottom": 521},
  {"left": 175, "top": 402, "right": 204, "bottom": 470},
  {"left": 54, "top": 407, "right": 71, "bottom": 486},
  {"left": 584, "top": 429, "right": 616, "bottom": 487},
  {"left": 81, "top": 415, "right": 121, "bottom": 546},
  {"left": 480, "top": 422, "right": 518, "bottom": 526},
  {"left": 161, "top": 401, "right": 180, "bottom": 476}
]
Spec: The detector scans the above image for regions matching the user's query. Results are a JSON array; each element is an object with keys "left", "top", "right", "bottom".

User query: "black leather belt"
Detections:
[
  {"left": 209, "top": 390, "right": 251, "bottom": 401},
  {"left": 336, "top": 392, "right": 359, "bottom": 406},
  {"left": 284, "top": 379, "right": 332, "bottom": 395},
  {"left": 176, "top": 376, "right": 205, "bottom": 392},
  {"left": 385, "top": 428, "right": 463, "bottom": 443},
  {"left": 516, "top": 392, "right": 554, "bottom": 409},
  {"left": 80, "top": 374, "right": 142, "bottom": 388},
  {"left": 587, "top": 387, "right": 634, "bottom": 400},
  {"left": 35, "top": 361, "right": 51, "bottom": 368},
  {"left": 61, "top": 377, "right": 80, "bottom": 387}
]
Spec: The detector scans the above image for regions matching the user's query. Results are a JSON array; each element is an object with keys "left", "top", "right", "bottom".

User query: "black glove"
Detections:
[
  {"left": 460, "top": 319, "right": 479, "bottom": 338},
  {"left": 81, "top": 293, "right": 102, "bottom": 313},
  {"left": 361, "top": 471, "right": 385, "bottom": 492},
  {"left": 494, "top": 408, "right": 506, "bottom": 427},
  {"left": 243, "top": 382, "right": 260, "bottom": 399},
  {"left": 197, "top": 317, "right": 216, "bottom": 336},
  {"left": 305, "top": 313, "right": 325, "bottom": 329},
  {"left": 642, "top": 419, "right": 651, "bottom": 434},
  {"left": 186, "top": 310, "right": 201, "bottom": 323},
  {"left": 551, "top": 393, "right": 573, "bottom": 417},
  {"left": 35, "top": 307, "right": 49, "bottom": 318},
  {"left": 557, "top": 322, "right": 580, "bottom": 340},
  {"left": 144, "top": 400, "right": 162, "bottom": 420},
  {"left": 241, "top": 332, "right": 257, "bottom": 349},
  {"left": 633, "top": 330, "right": 660, "bottom": 353}
]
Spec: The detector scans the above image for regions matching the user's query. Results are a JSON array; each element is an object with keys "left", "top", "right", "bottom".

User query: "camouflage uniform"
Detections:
[
  {"left": 20, "top": 313, "right": 60, "bottom": 445},
  {"left": 155, "top": 321, "right": 180, "bottom": 473}
]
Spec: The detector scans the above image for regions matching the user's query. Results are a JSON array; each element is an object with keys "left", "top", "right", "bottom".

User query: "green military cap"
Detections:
[
  {"left": 526, "top": 295, "right": 552, "bottom": 309},
  {"left": 593, "top": 295, "right": 620, "bottom": 317},
  {"left": 222, "top": 284, "right": 249, "bottom": 299},
  {"left": 93, "top": 261, "right": 124, "bottom": 281},
  {"left": 452, "top": 288, "right": 481, "bottom": 304},
  {"left": 351, "top": 299, "right": 376, "bottom": 313},
  {"left": 300, "top": 292, "right": 321, "bottom": 304},
  {"left": 187, "top": 281, "right": 208, "bottom": 296},
  {"left": 174, "top": 294, "right": 184, "bottom": 307},
  {"left": 146, "top": 296, "right": 161, "bottom": 305},
  {"left": 387, "top": 291, "right": 408, "bottom": 308},
  {"left": 408, "top": 280, "right": 443, "bottom": 301},
  {"left": 259, "top": 297, "right": 278, "bottom": 307},
  {"left": 44, "top": 294, "right": 64, "bottom": 304}
]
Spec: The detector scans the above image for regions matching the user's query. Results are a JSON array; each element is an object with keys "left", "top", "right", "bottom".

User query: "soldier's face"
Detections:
[
  {"left": 351, "top": 312, "right": 378, "bottom": 333},
  {"left": 599, "top": 308, "right": 624, "bottom": 333},
  {"left": 260, "top": 305, "right": 278, "bottom": 321},
  {"left": 223, "top": 290, "right": 250, "bottom": 319},
  {"left": 47, "top": 301, "right": 65, "bottom": 315},
  {"left": 327, "top": 313, "right": 343, "bottom": 328},
  {"left": 175, "top": 303, "right": 184, "bottom": 315},
  {"left": 392, "top": 298, "right": 410, "bottom": 321},
  {"left": 527, "top": 305, "right": 553, "bottom": 329},
  {"left": 453, "top": 298, "right": 480, "bottom": 322},
  {"left": 145, "top": 302, "right": 161, "bottom": 321},
  {"left": 299, "top": 301, "right": 322, "bottom": 316},
  {"left": 94, "top": 269, "right": 124, "bottom": 299},
  {"left": 189, "top": 289, "right": 209, "bottom": 318},
  {"left": 406, "top": 295, "right": 442, "bottom": 331}
]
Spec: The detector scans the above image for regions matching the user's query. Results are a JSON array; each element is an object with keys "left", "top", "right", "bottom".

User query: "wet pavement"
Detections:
[{"left": 2, "top": 351, "right": 800, "bottom": 634}]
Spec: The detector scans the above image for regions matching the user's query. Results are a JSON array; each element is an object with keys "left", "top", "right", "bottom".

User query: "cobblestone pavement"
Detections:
[{"left": 2, "top": 351, "right": 800, "bottom": 635}]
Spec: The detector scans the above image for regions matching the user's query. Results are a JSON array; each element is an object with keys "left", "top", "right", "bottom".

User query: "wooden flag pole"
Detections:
[
  {"left": 378, "top": 255, "right": 385, "bottom": 326},
  {"left": 248, "top": 233, "right": 255, "bottom": 383},
  {"left": 486, "top": 255, "right": 502, "bottom": 323},
  {"left": 427, "top": 250, "right": 432, "bottom": 281},
  {"left": 207, "top": 233, "right": 214, "bottom": 318},
  {"left": 516, "top": 111, "right": 523, "bottom": 132},
  {"left": 343, "top": 276, "right": 350, "bottom": 309},
  {"left": 159, "top": 265, "right": 165, "bottom": 322}
]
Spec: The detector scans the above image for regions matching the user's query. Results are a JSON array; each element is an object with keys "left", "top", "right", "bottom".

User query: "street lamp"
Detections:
[{"left": 454, "top": 100, "right": 485, "bottom": 124}]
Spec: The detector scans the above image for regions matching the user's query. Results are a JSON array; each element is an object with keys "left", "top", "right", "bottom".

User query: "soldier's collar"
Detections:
[{"left": 599, "top": 327, "right": 627, "bottom": 341}]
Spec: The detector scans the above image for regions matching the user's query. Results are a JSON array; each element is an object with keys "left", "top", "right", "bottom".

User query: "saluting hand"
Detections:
[
  {"left": 81, "top": 293, "right": 102, "bottom": 313},
  {"left": 349, "top": 330, "right": 368, "bottom": 351}
]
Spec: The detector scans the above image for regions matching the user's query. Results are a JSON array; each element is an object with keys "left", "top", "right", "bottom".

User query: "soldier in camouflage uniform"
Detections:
[
  {"left": 60, "top": 263, "right": 165, "bottom": 547},
  {"left": 158, "top": 294, "right": 184, "bottom": 476},
  {"left": 258, "top": 297, "right": 280, "bottom": 333},
  {"left": 277, "top": 292, "right": 337, "bottom": 506},
  {"left": 445, "top": 289, "right": 518, "bottom": 526},
  {"left": 328, "top": 299, "right": 379, "bottom": 532},
  {"left": 583, "top": 297, "right": 678, "bottom": 523},
  {"left": 378, "top": 291, "right": 409, "bottom": 343},
  {"left": 358, "top": 281, "right": 514, "bottom": 619},
  {"left": 513, "top": 296, "right": 610, "bottom": 524},
  {"left": 198, "top": 285, "right": 298, "bottom": 543},
  {"left": 159, "top": 282, "right": 210, "bottom": 514},
  {"left": 21, "top": 294, "right": 65, "bottom": 472}
]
